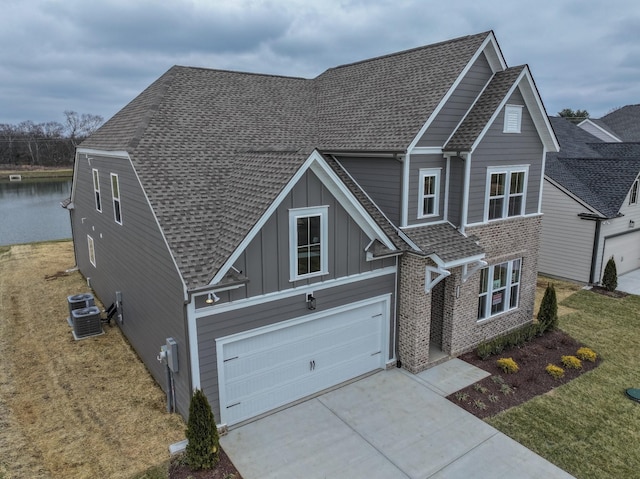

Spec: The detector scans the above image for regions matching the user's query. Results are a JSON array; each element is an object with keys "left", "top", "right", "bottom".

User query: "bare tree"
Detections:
[{"left": 64, "top": 110, "right": 103, "bottom": 146}]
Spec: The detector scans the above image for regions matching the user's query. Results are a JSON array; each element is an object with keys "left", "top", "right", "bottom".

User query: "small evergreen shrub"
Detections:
[
  {"left": 473, "top": 399, "right": 488, "bottom": 410},
  {"left": 455, "top": 391, "right": 469, "bottom": 402},
  {"left": 496, "top": 357, "right": 519, "bottom": 374},
  {"left": 473, "top": 383, "right": 489, "bottom": 394},
  {"left": 576, "top": 347, "right": 597, "bottom": 362},
  {"left": 185, "top": 389, "right": 220, "bottom": 470},
  {"left": 602, "top": 257, "right": 618, "bottom": 292},
  {"left": 561, "top": 355, "right": 582, "bottom": 369},
  {"left": 488, "top": 394, "right": 500, "bottom": 403},
  {"left": 475, "top": 323, "right": 546, "bottom": 359},
  {"left": 545, "top": 364, "right": 565, "bottom": 379},
  {"left": 500, "top": 383, "right": 514, "bottom": 395},
  {"left": 537, "top": 283, "right": 558, "bottom": 332}
]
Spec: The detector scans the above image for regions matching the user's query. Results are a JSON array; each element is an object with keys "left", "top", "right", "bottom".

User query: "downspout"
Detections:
[
  {"left": 589, "top": 218, "right": 602, "bottom": 284},
  {"left": 460, "top": 152, "right": 471, "bottom": 234}
]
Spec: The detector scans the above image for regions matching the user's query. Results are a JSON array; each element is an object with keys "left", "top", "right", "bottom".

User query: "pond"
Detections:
[{"left": 0, "top": 178, "right": 73, "bottom": 246}]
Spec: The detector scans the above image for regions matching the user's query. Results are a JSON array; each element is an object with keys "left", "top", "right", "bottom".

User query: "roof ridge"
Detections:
[
  {"left": 172, "top": 64, "right": 308, "bottom": 81},
  {"left": 322, "top": 31, "right": 491, "bottom": 74}
]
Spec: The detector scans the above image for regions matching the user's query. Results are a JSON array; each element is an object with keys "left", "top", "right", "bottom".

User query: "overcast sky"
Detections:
[{"left": 2, "top": 0, "right": 639, "bottom": 126}]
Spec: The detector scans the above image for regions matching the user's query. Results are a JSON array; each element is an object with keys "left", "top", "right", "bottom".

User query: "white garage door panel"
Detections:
[
  {"left": 218, "top": 299, "right": 387, "bottom": 425},
  {"left": 603, "top": 232, "right": 640, "bottom": 276}
]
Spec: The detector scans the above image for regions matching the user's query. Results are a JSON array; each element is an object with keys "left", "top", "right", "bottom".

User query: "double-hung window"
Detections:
[
  {"left": 289, "top": 206, "right": 328, "bottom": 281},
  {"left": 630, "top": 179, "right": 639, "bottom": 205},
  {"left": 477, "top": 258, "right": 521, "bottom": 320},
  {"left": 418, "top": 168, "right": 440, "bottom": 218},
  {"left": 486, "top": 167, "right": 528, "bottom": 221},
  {"left": 92, "top": 169, "right": 101, "bottom": 212},
  {"left": 111, "top": 173, "right": 122, "bottom": 224}
]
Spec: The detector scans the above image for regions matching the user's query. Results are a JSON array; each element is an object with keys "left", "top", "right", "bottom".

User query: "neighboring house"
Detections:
[
  {"left": 578, "top": 104, "right": 640, "bottom": 142},
  {"left": 540, "top": 116, "right": 640, "bottom": 283},
  {"left": 68, "top": 31, "right": 557, "bottom": 426}
]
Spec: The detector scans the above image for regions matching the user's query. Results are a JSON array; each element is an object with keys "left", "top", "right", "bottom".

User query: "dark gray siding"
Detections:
[
  {"left": 70, "top": 153, "right": 191, "bottom": 418},
  {"left": 222, "top": 169, "right": 395, "bottom": 300},
  {"left": 336, "top": 157, "right": 402, "bottom": 225},
  {"left": 407, "top": 154, "right": 447, "bottom": 226},
  {"left": 467, "top": 88, "right": 544, "bottom": 224},
  {"left": 198, "top": 273, "right": 396, "bottom": 421},
  {"left": 417, "top": 53, "right": 493, "bottom": 147}
]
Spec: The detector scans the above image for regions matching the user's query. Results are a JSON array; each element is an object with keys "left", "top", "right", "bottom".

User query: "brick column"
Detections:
[{"left": 398, "top": 253, "right": 431, "bottom": 373}]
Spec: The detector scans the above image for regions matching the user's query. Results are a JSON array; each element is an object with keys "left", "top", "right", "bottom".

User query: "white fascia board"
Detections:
[
  {"left": 407, "top": 33, "right": 500, "bottom": 153},
  {"left": 76, "top": 148, "right": 131, "bottom": 159},
  {"left": 210, "top": 150, "right": 397, "bottom": 286},
  {"left": 577, "top": 119, "right": 622, "bottom": 143}
]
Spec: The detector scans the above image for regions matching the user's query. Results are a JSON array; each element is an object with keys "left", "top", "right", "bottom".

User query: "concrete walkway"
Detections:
[
  {"left": 221, "top": 361, "right": 574, "bottom": 478},
  {"left": 617, "top": 268, "right": 640, "bottom": 294}
]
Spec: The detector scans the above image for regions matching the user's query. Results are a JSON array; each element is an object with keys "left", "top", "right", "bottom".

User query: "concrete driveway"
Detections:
[
  {"left": 221, "top": 363, "right": 574, "bottom": 478},
  {"left": 617, "top": 268, "right": 640, "bottom": 294}
]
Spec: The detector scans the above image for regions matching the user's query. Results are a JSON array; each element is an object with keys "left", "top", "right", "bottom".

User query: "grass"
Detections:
[
  {"left": 0, "top": 168, "right": 73, "bottom": 180},
  {"left": 488, "top": 285, "right": 640, "bottom": 479},
  {"left": 0, "top": 242, "right": 184, "bottom": 479}
]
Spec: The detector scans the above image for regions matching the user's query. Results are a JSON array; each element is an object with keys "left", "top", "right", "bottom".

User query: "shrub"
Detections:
[
  {"left": 537, "top": 283, "right": 558, "bottom": 332},
  {"left": 500, "top": 383, "right": 514, "bottom": 395},
  {"left": 561, "top": 355, "right": 582, "bottom": 369},
  {"left": 473, "top": 399, "right": 488, "bottom": 410},
  {"left": 576, "top": 347, "right": 597, "bottom": 362},
  {"left": 475, "top": 323, "right": 545, "bottom": 359},
  {"left": 545, "top": 364, "right": 565, "bottom": 379},
  {"left": 602, "top": 256, "right": 618, "bottom": 292},
  {"left": 496, "top": 357, "right": 519, "bottom": 374},
  {"left": 488, "top": 394, "right": 500, "bottom": 403},
  {"left": 185, "top": 389, "right": 220, "bottom": 470},
  {"left": 455, "top": 392, "right": 469, "bottom": 402}
]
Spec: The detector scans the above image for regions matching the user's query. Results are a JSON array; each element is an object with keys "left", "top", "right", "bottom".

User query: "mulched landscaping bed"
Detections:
[
  {"left": 169, "top": 449, "right": 242, "bottom": 479},
  {"left": 447, "top": 329, "right": 601, "bottom": 419}
]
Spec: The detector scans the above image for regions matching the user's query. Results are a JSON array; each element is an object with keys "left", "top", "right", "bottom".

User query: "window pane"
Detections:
[
  {"left": 309, "top": 245, "right": 321, "bottom": 273},
  {"left": 490, "top": 173, "right": 505, "bottom": 196},
  {"left": 479, "top": 268, "right": 489, "bottom": 293},
  {"left": 477, "top": 295, "right": 487, "bottom": 319},
  {"left": 510, "top": 285, "right": 519, "bottom": 308},
  {"left": 491, "top": 290, "right": 505, "bottom": 314},
  {"left": 493, "top": 263, "right": 507, "bottom": 289},
  {"left": 112, "top": 176, "right": 119, "bottom": 198},
  {"left": 424, "top": 176, "right": 434, "bottom": 195},
  {"left": 508, "top": 195, "right": 522, "bottom": 216},
  {"left": 309, "top": 216, "right": 321, "bottom": 244},
  {"left": 297, "top": 246, "right": 308, "bottom": 275},
  {"left": 423, "top": 197, "right": 434, "bottom": 215},
  {"left": 488, "top": 198, "right": 503, "bottom": 220},
  {"left": 510, "top": 171, "right": 524, "bottom": 194},
  {"left": 511, "top": 259, "right": 521, "bottom": 284},
  {"left": 297, "top": 218, "right": 308, "bottom": 246},
  {"left": 114, "top": 201, "right": 121, "bottom": 223},
  {"left": 95, "top": 191, "right": 101, "bottom": 211}
]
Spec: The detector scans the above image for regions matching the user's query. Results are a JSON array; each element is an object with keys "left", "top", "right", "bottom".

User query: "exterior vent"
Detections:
[
  {"left": 67, "top": 293, "right": 95, "bottom": 319},
  {"left": 71, "top": 306, "right": 103, "bottom": 339}
]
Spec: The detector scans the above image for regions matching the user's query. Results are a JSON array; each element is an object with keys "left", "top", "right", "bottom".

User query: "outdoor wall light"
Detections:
[
  {"left": 630, "top": 220, "right": 635, "bottom": 228},
  {"left": 205, "top": 292, "right": 220, "bottom": 304},
  {"left": 307, "top": 294, "right": 316, "bottom": 310}
]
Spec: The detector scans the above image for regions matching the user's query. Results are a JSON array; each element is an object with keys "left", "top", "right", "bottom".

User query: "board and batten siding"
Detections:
[
  {"left": 71, "top": 152, "right": 191, "bottom": 417},
  {"left": 336, "top": 156, "right": 402, "bottom": 225},
  {"left": 416, "top": 52, "right": 493, "bottom": 147},
  {"left": 197, "top": 273, "right": 396, "bottom": 422},
  {"left": 538, "top": 180, "right": 595, "bottom": 282},
  {"left": 406, "top": 154, "right": 447, "bottom": 226},
  {"left": 466, "top": 88, "right": 544, "bottom": 224},
  {"left": 447, "top": 156, "right": 465, "bottom": 227},
  {"left": 222, "top": 169, "right": 395, "bottom": 301}
]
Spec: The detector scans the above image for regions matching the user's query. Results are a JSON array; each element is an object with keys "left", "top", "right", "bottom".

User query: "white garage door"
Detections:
[
  {"left": 217, "top": 297, "right": 389, "bottom": 426},
  {"left": 603, "top": 232, "right": 640, "bottom": 276}
]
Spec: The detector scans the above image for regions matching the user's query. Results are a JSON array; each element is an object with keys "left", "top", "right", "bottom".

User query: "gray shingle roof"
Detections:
[
  {"left": 600, "top": 105, "right": 640, "bottom": 142},
  {"left": 546, "top": 117, "right": 640, "bottom": 218},
  {"left": 403, "top": 223, "right": 484, "bottom": 263},
  {"left": 445, "top": 66, "right": 525, "bottom": 152},
  {"left": 81, "top": 32, "right": 493, "bottom": 288}
]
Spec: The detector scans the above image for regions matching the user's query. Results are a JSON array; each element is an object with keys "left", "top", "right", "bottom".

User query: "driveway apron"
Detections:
[{"left": 221, "top": 366, "right": 574, "bottom": 479}]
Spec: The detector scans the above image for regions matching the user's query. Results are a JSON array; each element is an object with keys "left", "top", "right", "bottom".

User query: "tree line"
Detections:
[{"left": 0, "top": 111, "right": 103, "bottom": 167}]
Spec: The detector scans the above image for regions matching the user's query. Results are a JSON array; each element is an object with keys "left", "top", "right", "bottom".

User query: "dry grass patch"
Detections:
[
  {"left": 534, "top": 276, "right": 582, "bottom": 319},
  {"left": 0, "top": 242, "right": 185, "bottom": 479}
]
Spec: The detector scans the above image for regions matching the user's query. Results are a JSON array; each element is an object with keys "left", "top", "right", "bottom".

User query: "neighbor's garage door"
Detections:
[
  {"left": 603, "top": 231, "right": 640, "bottom": 276},
  {"left": 217, "top": 298, "right": 388, "bottom": 426}
]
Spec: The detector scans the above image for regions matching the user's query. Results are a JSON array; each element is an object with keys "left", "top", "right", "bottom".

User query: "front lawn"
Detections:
[{"left": 487, "top": 288, "right": 640, "bottom": 479}]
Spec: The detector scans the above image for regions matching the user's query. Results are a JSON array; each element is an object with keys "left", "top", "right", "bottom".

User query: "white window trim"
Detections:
[
  {"left": 289, "top": 206, "right": 329, "bottom": 282},
  {"left": 110, "top": 173, "right": 122, "bottom": 225},
  {"left": 92, "top": 168, "right": 102, "bottom": 212},
  {"left": 630, "top": 179, "right": 639, "bottom": 205},
  {"left": 484, "top": 166, "right": 529, "bottom": 222},
  {"left": 477, "top": 258, "right": 521, "bottom": 321},
  {"left": 503, "top": 104, "right": 523, "bottom": 133},
  {"left": 417, "top": 168, "right": 441, "bottom": 219},
  {"left": 88, "top": 235, "right": 96, "bottom": 267}
]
